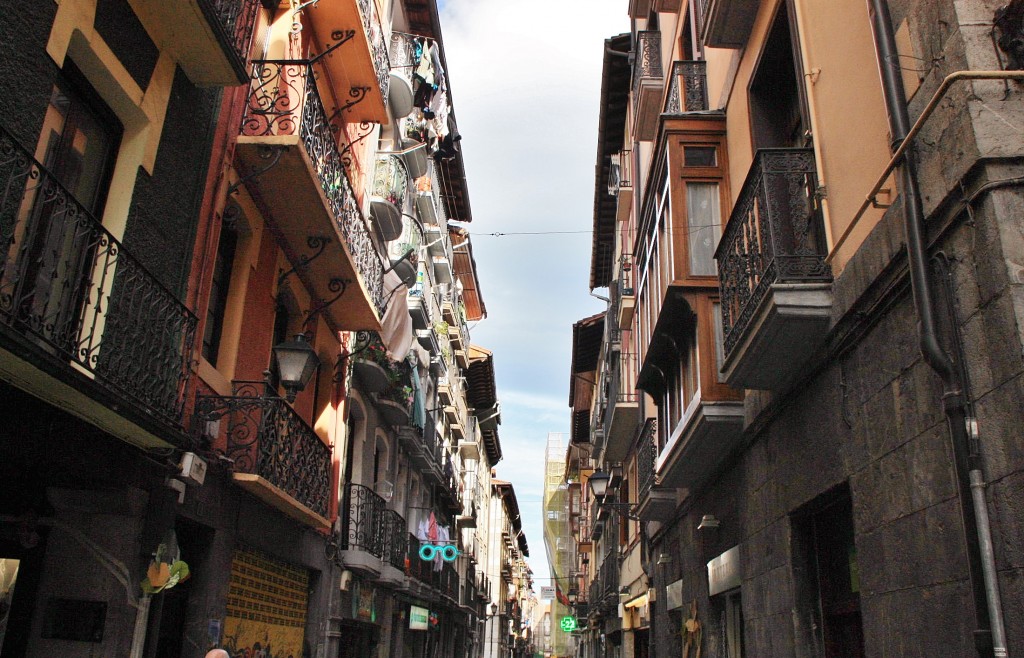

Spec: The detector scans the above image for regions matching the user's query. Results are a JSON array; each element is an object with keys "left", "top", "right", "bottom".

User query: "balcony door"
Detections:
[
  {"left": 9, "top": 61, "right": 121, "bottom": 350},
  {"left": 748, "top": 0, "right": 809, "bottom": 149}
]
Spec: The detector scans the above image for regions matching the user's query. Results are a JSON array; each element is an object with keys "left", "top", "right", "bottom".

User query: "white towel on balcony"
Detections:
[{"left": 381, "top": 270, "right": 413, "bottom": 361}]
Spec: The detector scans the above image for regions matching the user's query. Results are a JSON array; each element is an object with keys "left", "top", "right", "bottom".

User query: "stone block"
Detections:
[
  {"left": 860, "top": 579, "right": 973, "bottom": 657},
  {"left": 988, "top": 470, "right": 1024, "bottom": 570}
]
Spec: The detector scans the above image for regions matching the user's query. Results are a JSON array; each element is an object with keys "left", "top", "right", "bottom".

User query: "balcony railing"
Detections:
[
  {"left": 0, "top": 124, "right": 197, "bottom": 432},
  {"left": 633, "top": 31, "right": 664, "bottom": 141},
  {"left": 204, "top": 0, "right": 260, "bottom": 71},
  {"left": 240, "top": 60, "right": 386, "bottom": 316},
  {"left": 203, "top": 381, "right": 331, "bottom": 520},
  {"left": 343, "top": 482, "right": 387, "bottom": 557},
  {"left": 637, "top": 418, "right": 658, "bottom": 501},
  {"left": 664, "top": 61, "right": 708, "bottom": 115},
  {"left": 357, "top": 0, "right": 390, "bottom": 105},
  {"left": 716, "top": 148, "right": 831, "bottom": 355},
  {"left": 633, "top": 31, "right": 663, "bottom": 94},
  {"left": 382, "top": 509, "right": 409, "bottom": 570}
]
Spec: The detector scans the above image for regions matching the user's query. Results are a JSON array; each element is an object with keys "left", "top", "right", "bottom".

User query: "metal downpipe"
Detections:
[{"left": 866, "top": 1, "right": 1004, "bottom": 655}]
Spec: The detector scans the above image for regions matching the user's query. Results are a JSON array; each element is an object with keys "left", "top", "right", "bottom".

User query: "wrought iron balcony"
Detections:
[
  {"left": 715, "top": 148, "right": 833, "bottom": 389},
  {"left": 664, "top": 61, "right": 709, "bottom": 115},
  {"left": 601, "top": 350, "right": 640, "bottom": 463},
  {"left": 133, "top": 0, "right": 259, "bottom": 85},
  {"left": 0, "top": 124, "right": 197, "bottom": 444},
  {"left": 370, "top": 155, "right": 409, "bottom": 243},
  {"left": 341, "top": 482, "right": 387, "bottom": 573},
  {"left": 238, "top": 60, "right": 387, "bottom": 330},
  {"left": 196, "top": 381, "right": 331, "bottom": 527},
  {"left": 632, "top": 30, "right": 664, "bottom": 141},
  {"left": 615, "top": 254, "right": 635, "bottom": 329},
  {"left": 381, "top": 508, "right": 409, "bottom": 571}
]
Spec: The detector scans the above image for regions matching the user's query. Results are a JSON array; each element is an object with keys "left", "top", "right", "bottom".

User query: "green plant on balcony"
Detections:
[{"left": 434, "top": 320, "right": 449, "bottom": 336}]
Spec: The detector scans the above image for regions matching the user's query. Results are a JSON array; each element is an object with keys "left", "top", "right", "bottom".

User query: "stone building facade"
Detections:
[{"left": 571, "top": 1, "right": 1024, "bottom": 657}]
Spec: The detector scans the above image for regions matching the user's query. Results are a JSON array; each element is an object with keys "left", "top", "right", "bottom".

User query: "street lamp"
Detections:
[
  {"left": 271, "top": 333, "right": 321, "bottom": 402},
  {"left": 586, "top": 470, "right": 639, "bottom": 520}
]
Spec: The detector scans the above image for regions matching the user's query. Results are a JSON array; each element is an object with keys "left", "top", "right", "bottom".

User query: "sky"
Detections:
[{"left": 437, "top": 0, "right": 629, "bottom": 590}]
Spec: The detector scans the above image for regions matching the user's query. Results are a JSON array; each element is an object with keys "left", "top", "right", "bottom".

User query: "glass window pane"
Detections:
[
  {"left": 686, "top": 182, "right": 721, "bottom": 276},
  {"left": 684, "top": 146, "right": 717, "bottom": 167}
]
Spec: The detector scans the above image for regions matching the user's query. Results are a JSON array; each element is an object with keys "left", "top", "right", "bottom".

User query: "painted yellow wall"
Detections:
[{"left": 794, "top": 0, "right": 893, "bottom": 271}]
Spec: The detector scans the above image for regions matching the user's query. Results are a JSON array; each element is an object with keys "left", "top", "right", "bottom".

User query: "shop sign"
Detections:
[
  {"left": 540, "top": 586, "right": 556, "bottom": 600},
  {"left": 707, "top": 546, "right": 741, "bottom": 596},
  {"left": 409, "top": 605, "right": 429, "bottom": 631}
]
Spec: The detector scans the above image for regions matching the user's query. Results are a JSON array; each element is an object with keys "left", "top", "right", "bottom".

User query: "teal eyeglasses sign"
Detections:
[{"left": 418, "top": 544, "right": 460, "bottom": 562}]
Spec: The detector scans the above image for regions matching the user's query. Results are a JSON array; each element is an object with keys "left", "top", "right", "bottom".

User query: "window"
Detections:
[
  {"left": 202, "top": 222, "right": 238, "bottom": 366},
  {"left": 685, "top": 182, "right": 721, "bottom": 276}
]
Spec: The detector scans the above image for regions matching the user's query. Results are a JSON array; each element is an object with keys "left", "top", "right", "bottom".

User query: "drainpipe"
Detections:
[{"left": 866, "top": 2, "right": 1005, "bottom": 656}]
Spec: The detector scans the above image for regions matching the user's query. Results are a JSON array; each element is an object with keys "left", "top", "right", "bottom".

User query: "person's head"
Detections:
[{"left": 205, "top": 650, "right": 230, "bottom": 658}]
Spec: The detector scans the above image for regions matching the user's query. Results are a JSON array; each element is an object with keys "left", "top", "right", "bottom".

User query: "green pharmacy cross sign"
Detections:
[{"left": 560, "top": 616, "right": 578, "bottom": 633}]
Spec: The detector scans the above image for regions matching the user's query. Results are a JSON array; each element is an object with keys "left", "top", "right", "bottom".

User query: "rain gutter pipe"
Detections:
[{"left": 867, "top": 2, "right": 1006, "bottom": 656}]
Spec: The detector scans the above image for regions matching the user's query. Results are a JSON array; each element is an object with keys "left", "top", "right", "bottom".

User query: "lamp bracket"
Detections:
[{"left": 597, "top": 500, "right": 641, "bottom": 522}]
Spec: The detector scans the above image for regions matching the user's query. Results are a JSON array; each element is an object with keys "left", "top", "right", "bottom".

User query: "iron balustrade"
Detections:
[
  {"left": 202, "top": 0, "right": 261, "bottom": 74},
  {"left": 632, "top": 31, "right": 663, "bottom": 94},
  {"left": 0, "top": 124, "right": 198, "bottom": 431},
  {"left": 382, "top": 509, "right": 409, "bottom": 570},
  {"left": 240, "top": 60, "right": 387, "bottom": 316},
  {"left": 197, "top": 381, "right": 331, "bottom": 517},
  {"left": 602, "top": 349, "right": 639, "bottom": 435},
  {"left": 390, "top": 32, "right": 417, "bottom": 75},
  {"left": 715, "top": 148, "right": 831, "bottom": 355},
  {"left": 598, "top": 548, "right": 620, "bottom": 614},
  {"left": 373, "top": 154, "right": 409, "bottom": 210},
  {"left": 637, "top": 418, "right": 658, "bottom": 501},
  {"left": 664, "top": 61, "right": 709, "bottom": 114},
  {"left": 343, "top": 482, "right": 387, "bottom": 557},
  {"left": 356, "top": 0, "right": 390, "bottom": 104}
]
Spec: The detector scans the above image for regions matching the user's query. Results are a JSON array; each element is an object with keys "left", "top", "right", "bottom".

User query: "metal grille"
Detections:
[
  {"left": 381, "top": 508, "right": 409, "bottom": 569},
  {"left": 633, "top": 31, "right": 663, "bottom": 93},
  {"left": 343, "top": 482, "right": 386, "bottom": 556},
  {"left": 716, "top": 148, "right": 831, "bottom": 354},
  {"left": 637, "top": 419, "right": 658, "bottom": 500},
  {"left": 203, "top": 381, "right": 331, "bottom": 517},
  {"left": 240, "top": 60, "right": 387, "bottom": 316},
  {"left": 357, "top": 0, "right": 390, "bottom": 104},
  {"left": 202, "top": 0, "right": 261, "bottom": 69},
  {"left": 664, "top": 61, "right": 708, "bottom": 114},
  {"left": 0, "top": 124, "right": 197, "bottom": 431}
]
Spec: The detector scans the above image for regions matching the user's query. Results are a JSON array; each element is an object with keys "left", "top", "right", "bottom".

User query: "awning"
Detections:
[{"left": 636, "top": 287, "right": 695, "bottom": 398}]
